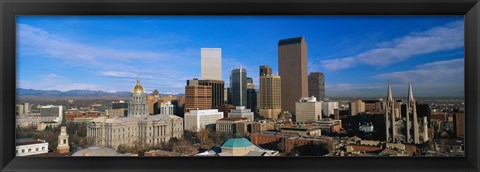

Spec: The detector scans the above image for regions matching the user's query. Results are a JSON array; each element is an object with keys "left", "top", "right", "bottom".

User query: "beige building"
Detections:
[
  {"left": 184, "top": 109, "right": 224, "bottom": 132},
  {"left": 295, "top": 96, "right": 322, "bottom": 123},
  {"left": 259, "top": 66, "right": 282, "bottom": 120},
  {"left": 251, "top": 120, "right": 275, "bottom": 133},
  {"left": 278, "top": 36, "right": 308, "bottom": 115},
  {"left": 87, "top": 114, "right": 183, "bottom": 150},
  {"left": 350, "top": 100, "right": 365, "bottom": 116},
  {"left": 87, "top": 77, "right": 183, "bottom": 150},
  {"left": 215, "top": 117, "right": 248, "bottom": 133}
]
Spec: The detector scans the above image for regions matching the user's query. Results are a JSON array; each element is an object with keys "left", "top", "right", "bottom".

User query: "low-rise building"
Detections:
[
  {"left": 16, "top": 138, "right": 49, "bottom": 156},
  {"left": 216, "top": 117, "right": 249, "bottom": 134},
  {"left": 279, "top": 125, "right": 322, "bottom": 137},
  {"left": 227, "top": 106, "right": 254, "bottom": 122},
  {"left": 295, "top": 96, "right": 322, "bottom": 123},
  {"left": 184, "top": 109, "right": 224, "bottom": 132}
]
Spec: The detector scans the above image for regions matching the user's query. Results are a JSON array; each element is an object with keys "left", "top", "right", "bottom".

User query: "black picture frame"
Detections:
[{"left": 1, "top": 0, "right": 479, "bottom": 172}]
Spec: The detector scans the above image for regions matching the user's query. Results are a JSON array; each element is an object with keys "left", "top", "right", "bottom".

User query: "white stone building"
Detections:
[
  {"left": 86, "top": 76, "right": 183, "bottom": 150},
  {"left": 295, "top": 96, "right": 322, "bottom": 123},
  {"left": 184, "top": 109, "right": 224, "bottom": 132},
  {"left": 16, "top": 138, "right": 48, "bottom": 156},
  {"left": 322, "top": 101, "right": 339, "bottom": 117}
]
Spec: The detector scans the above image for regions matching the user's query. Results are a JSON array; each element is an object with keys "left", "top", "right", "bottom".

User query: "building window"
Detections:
[
  {"left": 28, "top": 149, "right": 31, "bottom": 152},
  {"left": 16, "top": 150, "right": 18, "bottom": 154},
  {"left": 63, "top": 139, "right": 67, "bottom": 144},
  {"left": 42, "top": 147, "right": 45, "bottom": 150},
  {"left": 36, "top": 148, "right": 39, "bottom": 151},
  {"left": 22, "top": 149, "right": 25, "bottom": 153}
]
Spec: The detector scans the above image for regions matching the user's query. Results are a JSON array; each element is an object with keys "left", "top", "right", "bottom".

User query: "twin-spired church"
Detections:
[{"left": 86, "top": 76, "right": 184, "bottom": 150}]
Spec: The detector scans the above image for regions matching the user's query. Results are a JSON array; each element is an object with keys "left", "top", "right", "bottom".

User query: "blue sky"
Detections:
[{"left": 16, "top": 16, "right": 464, "bottom": 97}]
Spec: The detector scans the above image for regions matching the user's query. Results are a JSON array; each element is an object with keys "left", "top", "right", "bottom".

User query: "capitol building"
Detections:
[{"left": 86, "top": 76, "right": 184, "bottom": 150}]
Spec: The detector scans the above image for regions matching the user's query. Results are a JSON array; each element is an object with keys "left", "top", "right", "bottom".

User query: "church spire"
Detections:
[
  {"left": 387, "top": 80, "right": 393, "bottom": 102},
  {"left": 408, "top": 81, "right": 415, "bottom": 102}
]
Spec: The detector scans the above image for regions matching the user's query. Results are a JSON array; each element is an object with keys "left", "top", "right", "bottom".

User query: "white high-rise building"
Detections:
[
  {"left": 295, "top": 96, "right": 322, "bottom": 123},
  {"left": 322, "top": 101, "right": 339, "bottom": 117},
  {"left": 184, "top": 109, "right": 224, "bottom": 132},
  {"left": 201, "top": 48, "right": 222, "bottom": 80}
]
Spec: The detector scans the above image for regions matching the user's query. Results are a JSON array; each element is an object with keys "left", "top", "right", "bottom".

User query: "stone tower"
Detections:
[
  {"left": 407, "top": 82, "right": 420, "bottom": 144},
  {"left": 385, "top": 81, "right": 397, "bottom": 142},
  {"left": 57, "top": 126, "right": 70, "bottom": 153}
]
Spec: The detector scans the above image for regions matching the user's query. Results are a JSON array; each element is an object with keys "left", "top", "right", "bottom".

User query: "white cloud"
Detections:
[
  {"left": 17, "top": 24, "right": 177, "bottom": 66},
  {"left": 319, "top": 20, "right": 464, "bottom": 71},
  {"left": 371, "top": 58, "right": 464, "bottom": 97}
]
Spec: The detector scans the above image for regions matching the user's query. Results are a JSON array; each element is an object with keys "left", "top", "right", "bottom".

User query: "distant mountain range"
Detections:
[{"left": 16, "top": 88, "right": 184, "bottom": 98}]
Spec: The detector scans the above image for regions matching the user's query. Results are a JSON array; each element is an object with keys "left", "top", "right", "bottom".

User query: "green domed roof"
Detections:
[{"left": 220, "top": 138, "right": 253, "bottom": 149}]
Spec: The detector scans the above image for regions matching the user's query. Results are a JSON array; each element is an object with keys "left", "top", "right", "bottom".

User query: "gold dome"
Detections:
[{"left": 131, "top": 75, "right": 145, "bottom": 93}]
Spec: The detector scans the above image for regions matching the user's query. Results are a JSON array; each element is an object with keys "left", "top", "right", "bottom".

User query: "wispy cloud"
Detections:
[
  {"left": 319, "top": 20, "right": 464, "bottom": 71},
  {"left": 18, "top": 74, "right": 99, "bottom": 91},
  {"left": 371, "top": 58, "right": 464, "bottom": 96},
  {"left": 17, "top": 24, "right": 179, "bottom": 66},
  {"left": 372, "top": 58, "right": 464, "bottom": 83}
]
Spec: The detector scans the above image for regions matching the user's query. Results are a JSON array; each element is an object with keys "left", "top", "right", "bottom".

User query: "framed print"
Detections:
[{"left": 1, "top": 0, "right": 479, "bottom": 172}]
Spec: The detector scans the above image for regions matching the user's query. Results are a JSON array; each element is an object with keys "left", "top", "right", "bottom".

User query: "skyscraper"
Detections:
[
  {"left": 259, "top": 65, "right": 282, "bottom": 120},
  {"left": 230, "top": 67, "right": 247, "bottom": 106},
  {"left": 198, "top": 80, "right": 225, "bottom": 108},
  {"left": 260, "top": 65, "right": 272, "bottom": 76},
  {"left": 308, "top": 72, "right": 325, "bottom": 101},
  {"left": 278, "top": 36, "right": 308, "bottom": 114},
  {"left": 201, "top": 48, "right": 222, "bottom": 80},
  {"left": 184, "top": 78, "right": 212, "bottom": 112},
  {"left": 246, "top": 77, "right": 257, "bottom": 113}
]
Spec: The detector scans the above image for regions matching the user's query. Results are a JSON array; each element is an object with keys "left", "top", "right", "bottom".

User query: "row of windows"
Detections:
[{"left": 16, "top": 147, "right": 46, "bottom": 154}]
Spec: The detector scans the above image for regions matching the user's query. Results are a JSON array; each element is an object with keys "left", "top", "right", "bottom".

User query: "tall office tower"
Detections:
[
  {"left": 201, "top": 48, "right": 222, "bottom": 80},
  {"left": 308, "top": 72, "right": 325, "bottom": 101},
  {"left": 227, "top": 87, "right": 232, "bottom": 105},
  {"left": 278, "top": 36, "right": 308, "bottom": 114},
  {"left": 295, "top": 96, "right": 322, "bottom": 123},
  {"left": 246, "top": 89, "right": 257, "bottom": 114},
  {"left": 230, "top": 67, "right": 247, "bottom": 106},
  {"left": 245, "top": 77, "right": 257, "bottom": 112},
  {"left": 198, "top": 80, "right": 225, "bottom": 108},
  {"left": 246, "top": 77, "right": 255, "bottom": 89},
  {"left": 259, "top": 65, "right": 282, "bottom": 120},
  {"left": 259, "top": 65, "right": 272, "bottom": 76},
  {"left": 184, "top": 78, "right": 212, "bottom": 113},
  {"left": 407, "top": 82, "right": 420, "bottom": 144},
  {"left": 385, "top": 81, "right": 397, "bottom": 142},
  {"left": 129, "top": 76, "right": 148, "bottom": 117}
]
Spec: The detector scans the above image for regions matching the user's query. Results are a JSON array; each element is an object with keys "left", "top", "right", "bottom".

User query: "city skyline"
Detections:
[{"left": 17, "top": 16, "right": 464, "bottom": 97}]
